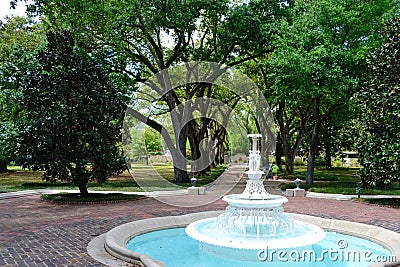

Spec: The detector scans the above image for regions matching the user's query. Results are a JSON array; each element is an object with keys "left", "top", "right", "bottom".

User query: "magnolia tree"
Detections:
[
  {"left": 358, "top": 18, "right": 400, "bottom": 188},
  {"left": 17, "top": 31, "right": 127, "bottom": 195}
]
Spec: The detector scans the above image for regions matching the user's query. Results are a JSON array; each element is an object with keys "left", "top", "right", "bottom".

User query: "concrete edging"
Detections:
[
  {"left": 94, "top": 211, "right": 400, "bottom": 267},
  {"left": 103, "top": 211, "right": 223, "bottom": 267}
]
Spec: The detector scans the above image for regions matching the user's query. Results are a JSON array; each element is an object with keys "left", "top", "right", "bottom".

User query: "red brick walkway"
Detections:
[{"left": 0, "top": 193, "right": 399, "bottom": 266}]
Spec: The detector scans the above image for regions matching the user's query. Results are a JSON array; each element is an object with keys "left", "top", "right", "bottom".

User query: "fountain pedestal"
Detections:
[{"left": 239, "top": 171, "right": 268, "bottom": 199}]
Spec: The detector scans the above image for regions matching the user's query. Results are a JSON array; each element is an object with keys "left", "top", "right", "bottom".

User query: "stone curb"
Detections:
[
  {"left": 0, "top": 189, "right": 43, "bottom": 200},
  {"left": 0, "top": 188, "right": 187, "bottom": 200},
  {"left": 306, "top": 191, "right": 400, "bottom": 201}
]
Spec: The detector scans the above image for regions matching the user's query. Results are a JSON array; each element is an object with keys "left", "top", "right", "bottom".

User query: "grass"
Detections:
[
  {"left": 0, "top": 169, "right": 74, "bottom": 193},
  {"left": 279, "top": 166, "right": 400, "bottom": 196},
  {"left": 3, "top": 164, "right": 398, "bottom": 197},
  {"left": 285, "top": 167, "right": 357, "bottom": 182},
  {"left": 172, "top": 164, "right": 228, "bottom": 187},
  {"left": 40, "top": 192, "right": 144, "bottom": 203},
  {"left": 87, "top": 172, "right": 143, "bottom": 192},
  {"left": 0, "top": 164, "right": 227, "bottom": 193},
  {"left": 352, "top": 198, "right": 400, "bottom": 208}
]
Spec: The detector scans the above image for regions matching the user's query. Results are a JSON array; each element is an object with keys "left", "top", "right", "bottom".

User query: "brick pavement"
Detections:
[
  {"left": 0, "top": 190, "right": 399, "bottom": 266},
  {"left": 0, "top": 195, "right": 227, "bottom": 266}
]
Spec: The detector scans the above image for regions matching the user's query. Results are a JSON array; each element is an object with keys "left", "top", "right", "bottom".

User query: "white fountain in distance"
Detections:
[{"left": 185, "top": 134, "right": 326, "bottom": 261}]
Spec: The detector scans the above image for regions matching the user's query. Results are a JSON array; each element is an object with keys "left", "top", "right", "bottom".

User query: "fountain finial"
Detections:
[
  {"left": 247, "top": 134, "right": 261, "bottom": 171},
  {"left": 238, "top": 134, "right": 270, "bottom": 199}
]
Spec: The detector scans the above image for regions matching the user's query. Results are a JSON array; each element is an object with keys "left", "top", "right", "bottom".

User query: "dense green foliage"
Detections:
[
  {"left": 17, "top": 31, "right": 127, "bottom": 195},
  {"left": 3, "top": 0, "right": 399, "bottom": 192},
  {"left": 0, "top": 16, "right": 45, "bottom": 172},
  {"left": 20, "top": 0, "right": 291, "bottom": 183},
  {"left": 144, "top": 128, "right": 162, "bottom": 155},
  {"left": 358, "top": 18, "right": 400, "bottom": 188},
  {"left": 279, "top": 167, "right": 400, "bottom": 196},
  {"left": 265, "top": 0, "right": 397, "bottom": 184}
]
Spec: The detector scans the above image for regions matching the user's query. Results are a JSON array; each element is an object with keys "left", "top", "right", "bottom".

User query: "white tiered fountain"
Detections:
[
  {"left": 185, "top": 134, "right": 326, "bottom": 261},
  {"left": 97, "top": 133, "right": 400, "bottom": 266}
]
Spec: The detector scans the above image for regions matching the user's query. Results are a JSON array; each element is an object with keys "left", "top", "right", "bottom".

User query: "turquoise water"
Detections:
[{"left": 126, "top": 228, "right": 393, "bottom": 267}]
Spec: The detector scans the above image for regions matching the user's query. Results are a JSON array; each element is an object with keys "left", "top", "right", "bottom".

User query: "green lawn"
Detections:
[
  {"left": 0, "top": 169, "right": 73, "bottom": 193},
  {"left": 0, "top": 164, "right": 227, "bottom": 193},
  {"left": 280, "top": 167, "right": 400, "bottom": 196},
  {"left": 3, "top": 165, "right": 398, "bottom": 196}
]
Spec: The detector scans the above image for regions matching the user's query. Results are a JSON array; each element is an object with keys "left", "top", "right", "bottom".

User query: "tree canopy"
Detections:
[
  {"left": 265, "top": 0, "right": 397, "bottom": 184},
  {"left": 20, "top": 0, "right": 288, "bottom": 183},
  {"left": 4, "top": 0, "right": 400, "bottom": 190}
]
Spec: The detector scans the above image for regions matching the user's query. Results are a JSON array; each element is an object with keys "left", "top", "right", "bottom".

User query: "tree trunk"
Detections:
[
  {"left": 0, "top": 159, "right": 8, "bottom": 173},
  {"left": 174, "top": 166, "right": 189, "bottom": 183},
  {"left": 306, "top": 99, "right": 345, "bottom": 184},
  {"left": 276, "top": 101, "right": 311, "bottom": 176},
  {"left": 188, "top": 130, "right": 210, "bottom": 176},
  {"left": 187, "top": 117, "right": 217, "bottom": 176},
  {"left": 174, "top": 124, "right": 190, "bottom": 183},
  {"left": 306, "top": 120, "right": 322, "bottom": 185},
  {"left": 285, "top": 152, "right": 295, "bottom": 175},
  {"left": 325, "top": 141, "right": 332, "bottom": 169},
  {"left": 213, "top": 127, "right": 226, "bottom": 167},
  {"left": 78, "top": 185, "right": 89, "bottom": 196},
  {"left": 216, "top": 145, "right": 224, "bottom": 165},
  {"left": 189, "top": 135, "right": 201, "bottom": 165},
  {"left": 276, "top": 102, "right": 294, "bottom": 175},
  {"left": 275, "top": 133, "right": 284, "bottom": 172},
  {"left": 306, "top": 141, "right": 317, "bottom": 185}
]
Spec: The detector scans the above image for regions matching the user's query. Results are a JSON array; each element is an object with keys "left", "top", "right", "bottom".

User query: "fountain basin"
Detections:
[
  {"left": 96, "top": 211, "right": 400, "bottom": 267},
  {"left": 127, "top": 228, "right": 393, "bottom": 266},
  {"left": 185, "top": 217, "right": 325, "bottom": 261}
]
